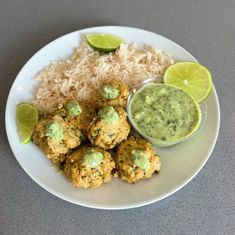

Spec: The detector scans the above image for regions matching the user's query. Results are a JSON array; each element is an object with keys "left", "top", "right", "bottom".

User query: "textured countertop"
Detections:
[{"left": 1, "top": 0, "right": 234, "bottom": 234}]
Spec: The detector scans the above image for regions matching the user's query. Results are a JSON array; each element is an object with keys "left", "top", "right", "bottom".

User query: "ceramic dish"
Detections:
[{"left": 5, "top": 26, "right": 220, "bottom": 209}]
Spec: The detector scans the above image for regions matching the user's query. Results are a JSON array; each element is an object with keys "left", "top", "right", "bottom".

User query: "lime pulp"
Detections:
[{"left": 163, "top": 62, "right": 212, "bottom": 103}]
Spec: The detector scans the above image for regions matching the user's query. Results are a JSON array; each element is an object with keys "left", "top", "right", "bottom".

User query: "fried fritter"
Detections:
[
  {"left": 87, "top": 106, "right": 130, "bottom": 149},
  {"left": 64, "top": 145, "right": 115, "bottom": 188},
  {"left": 92, "top": 80, "right": 129, "bottom": 109},
  {"left": 33, "top": 114, "right": 82, "bottom": 164},
  {"left": 115, "top": 136, "right": 161, "bottom": 183}
]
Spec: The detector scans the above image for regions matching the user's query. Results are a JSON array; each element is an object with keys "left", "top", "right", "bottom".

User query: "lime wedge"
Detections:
[
  {"left": 16, "top": 103, "right": 39, "bottom": 144},
  {"left": 163, "top": 62, "right": 212, "bottom": 103},
  {"left": 85, "top": 34, "right": 124, "bottom": 52}
]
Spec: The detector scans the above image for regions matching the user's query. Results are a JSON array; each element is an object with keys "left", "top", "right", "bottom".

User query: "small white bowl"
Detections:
[{"left": 127, "top": 83, "right": 207, "bottom": 147}]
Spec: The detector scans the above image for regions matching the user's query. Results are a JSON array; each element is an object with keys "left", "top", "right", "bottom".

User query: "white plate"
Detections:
[{"left": 5, "top": 26, "right": 220, "bottom": 209}]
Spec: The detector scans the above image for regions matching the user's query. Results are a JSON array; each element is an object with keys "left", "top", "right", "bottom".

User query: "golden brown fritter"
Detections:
[
  {"left": 64, "top": 145, "right": 115, "bottom": 188},
  {"left": 115, "top": 136, "right": 161, "bottom": 183},
  {"left": 33, "top": 114, "right": 82, "bottom": 164},
  {"left": 56, "top": 99, "right": 96, "bottom": 137},
  {"left": 87, "top": 106, "right": 130, "bottom": 149},
  {"left": 92, "top": 80, "right": 129, "bottom": 109}
]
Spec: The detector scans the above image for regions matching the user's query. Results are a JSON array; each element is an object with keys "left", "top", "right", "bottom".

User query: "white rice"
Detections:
[{"left": 32, "top": 42, "right": 173, "bottom": 113}]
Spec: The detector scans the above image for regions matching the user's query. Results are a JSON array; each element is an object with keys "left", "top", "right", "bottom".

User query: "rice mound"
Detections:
[{"left": 32, "top": 42, "right": 173, "bottom": 113}]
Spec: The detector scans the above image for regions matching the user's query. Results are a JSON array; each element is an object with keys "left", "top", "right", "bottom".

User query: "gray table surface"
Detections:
[{"left": 1, "top": 0, "right": 234, "bottom": 234}]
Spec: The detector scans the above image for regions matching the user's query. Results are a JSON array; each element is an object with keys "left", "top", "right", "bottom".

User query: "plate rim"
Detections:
[{"left": 5, "top": 26, "right": 221, "bottom": 210}]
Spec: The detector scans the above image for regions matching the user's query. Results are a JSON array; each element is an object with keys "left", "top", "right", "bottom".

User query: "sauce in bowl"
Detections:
[{"left": 128, "top": 83, "right": 202, "bottom": 147}]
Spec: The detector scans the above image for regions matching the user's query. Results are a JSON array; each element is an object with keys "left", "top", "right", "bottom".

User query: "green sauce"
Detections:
[
  {"left": 45, "top": 122, "right": 64, "bottom": 141},
  {"left": 131, "top": 150, "right": 150, "bottom": 171},
  {"left": 98, "top": 106, "right": 119, "bottom": 124},
  {"left": 83, "top": 149, "right": 103, "bottom": 168},
  {"left": 130, "top": 84, "right": 201, "bottom": 142},
  {"left": 99, "top": 84, "right": 120, "bottom": 99},
  {"left": 66, "top": 100, "right": 82, "bottom": 117}
]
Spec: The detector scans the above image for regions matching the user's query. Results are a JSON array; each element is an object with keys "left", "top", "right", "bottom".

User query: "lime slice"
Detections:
[
  {"left": 85, "top": 34, "right": 124, "bottom": 52},
  {"left": 16, "top": 103, "right": 39, "bottom": 144},
  {"left": 163, "top": 62, "right": 212, "bottom": 103}
]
